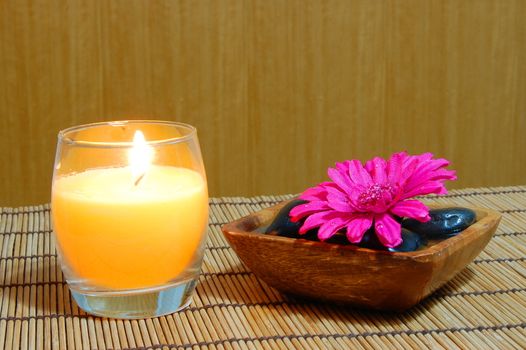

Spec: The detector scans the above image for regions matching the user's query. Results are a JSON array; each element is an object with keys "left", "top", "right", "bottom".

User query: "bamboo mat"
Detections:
[{"left": 0, "top": 186, "right": 525, "bottom": 349}]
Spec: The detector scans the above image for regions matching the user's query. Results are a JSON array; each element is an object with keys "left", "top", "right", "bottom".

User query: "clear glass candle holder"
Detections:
[{"left": 51, "top": 120, "right": 209, "bottom": 319}]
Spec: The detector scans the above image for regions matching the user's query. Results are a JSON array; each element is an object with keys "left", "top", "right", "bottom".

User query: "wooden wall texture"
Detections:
[{"left": 0, "top": 0, "right": 525, "bottom": 206}]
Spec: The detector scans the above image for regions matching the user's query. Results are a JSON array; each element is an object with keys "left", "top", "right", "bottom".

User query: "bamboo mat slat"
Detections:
[{"left": 0, "top": 186, "right": 526, "bottom": 349}]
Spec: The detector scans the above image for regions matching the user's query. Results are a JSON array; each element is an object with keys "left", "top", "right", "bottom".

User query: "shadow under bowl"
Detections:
[{"left": 221, "top": 201, "right": 501, "bottom": 311}]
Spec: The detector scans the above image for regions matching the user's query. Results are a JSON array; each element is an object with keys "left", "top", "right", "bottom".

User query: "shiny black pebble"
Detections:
[
  {"left": 358, "top": 228, "right": 426, "bottom": 252},
  {"left": 402, "top": 207, "right": 476, "bottom": 239},
  {"left": 265, "top": 199, "right": 316, "bottom": 239}
]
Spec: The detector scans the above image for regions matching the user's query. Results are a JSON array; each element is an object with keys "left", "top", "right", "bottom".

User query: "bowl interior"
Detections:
[{"left": 224, "top": 200, "right": 494, "bottom": 260}]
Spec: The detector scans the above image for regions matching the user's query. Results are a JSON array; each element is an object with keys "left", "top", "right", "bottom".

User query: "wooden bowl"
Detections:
[{"left": 221, "top": 201, "right": 501, "bottom": 311}]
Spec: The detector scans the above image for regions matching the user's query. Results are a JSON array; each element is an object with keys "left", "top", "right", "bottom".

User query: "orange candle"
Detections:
[{"left": 52, "top": 132, "right": 208, "bottom": 290}]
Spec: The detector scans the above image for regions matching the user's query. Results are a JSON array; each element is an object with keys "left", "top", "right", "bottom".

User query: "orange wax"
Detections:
[{"left": 52, "top": 166, "right": 208, "bottom": 290}]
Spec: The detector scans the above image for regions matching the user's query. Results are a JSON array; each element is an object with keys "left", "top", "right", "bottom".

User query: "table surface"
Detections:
[{"left": 0, "top": 186, "right": 525, "bottom": 349}]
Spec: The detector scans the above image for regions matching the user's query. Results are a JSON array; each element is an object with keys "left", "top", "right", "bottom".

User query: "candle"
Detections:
[{"left": 52, "top": 131, "right": 208, "bottom": 290}]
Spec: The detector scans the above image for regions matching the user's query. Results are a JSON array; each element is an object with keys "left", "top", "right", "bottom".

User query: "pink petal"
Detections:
[
  {"left": 387, "top": 152, "right": 404, "bottom": 184},
  {"left": 327, "top": 167, "right": 353, "bottom": 194},
  {"left": 335, "top": 160, "right": 351, "bottom": 174},
  {"left": 325, "top": 186, "right": 357, "bottom": 212},
  {"left": 290, "top": 201, "right": 330, "bottom": 222},
  {"left": 428, "top": 169, "right": 457, "bottom": 182},
  {"left": 325, "top": 185, "right": 348, "bottom": 198},
  {"left": 401, "top": 181, "right": 448, "bottom": 199},
  {"left": 390, "top": 200, "right": 430, "bottom": 222},
  {"left": 345, "top": 216, "right": 373, "bottom": 243},
  {"left": 347, "top": 185, "right": 369, "bottom": 208},
  {"left": 399, "top": 156, "right": 419, "bottom": 184},
  {"left": 413, "top": 153, "right": 434, "bottom": 162},
  {"left": 366, "top": 157, "right": 388, "bottom": 184},
  {"left": 299, "top": 210, "right": 336, "bottom": 233},
  {"left": 299, "top": 186, "right": 328, "bottom": 201},
  {"left": 374, "top": 213, "right": 402, "bottom": 248},
  {"left": 347, "top": 160, "right": 372, "bottom": 186},
  {"left": 415, "top": 157, "right": 449, "bottom": 173},
  {"left": 318, "top": 217, "right": 351, "bottom": 240},
  {"left": 326, "top": 190, "right": 348, "bottom": 203},
  {"left": 402, "top": 155, "right": 456, "bottom": 195},
  {"left": 326, "top": 195, "right": 354, "bottom": 212}
]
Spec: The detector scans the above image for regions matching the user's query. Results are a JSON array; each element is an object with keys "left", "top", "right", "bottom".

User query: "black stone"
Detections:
[
  {"left": 357, "top": 229, "right": 381, "bottom": 250},
  {"left": 325, "top": 232, "right": 352, "bottom": 245},
  {"left": 358, "top": 228, "right": 426, "bottom": 252},
  {"left": 402, "top": 207, "right": 476, "bottom": 239},
  {"left": 390, "top": 229, "right": 427, "bottom": 252},
  {"left": 265, "top": 199, "right": 308, "bottom": 238}
]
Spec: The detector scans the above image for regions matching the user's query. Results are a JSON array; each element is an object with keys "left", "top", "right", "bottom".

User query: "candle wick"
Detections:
[{"left": 134, "top": 173, "right": 145, "bottom": 187}]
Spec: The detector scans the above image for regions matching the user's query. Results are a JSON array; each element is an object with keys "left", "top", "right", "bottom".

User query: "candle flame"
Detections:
[{"left": 129, "top": 130, "right": 153, "bottom": 186}]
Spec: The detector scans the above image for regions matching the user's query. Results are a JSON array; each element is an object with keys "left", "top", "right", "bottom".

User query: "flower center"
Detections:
[{"left": 357, "top": 183, "right": 394, "bottom": 208}]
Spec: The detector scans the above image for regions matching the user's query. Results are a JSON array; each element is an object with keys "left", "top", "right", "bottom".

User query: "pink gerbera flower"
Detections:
[{"left": 290, "top": 152, "right": 457, "bottom": 248}]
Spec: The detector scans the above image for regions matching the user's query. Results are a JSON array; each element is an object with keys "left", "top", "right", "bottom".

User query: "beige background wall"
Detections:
[{"left": 0, "top": 0, "right": 525, "bottom": 206}]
